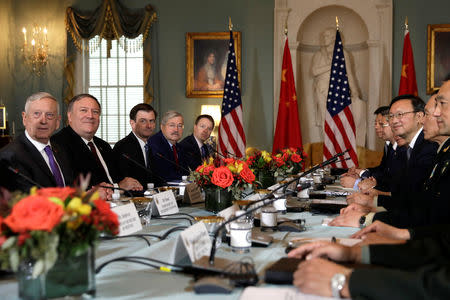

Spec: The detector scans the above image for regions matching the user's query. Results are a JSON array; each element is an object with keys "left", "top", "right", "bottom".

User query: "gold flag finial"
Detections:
[
  {"left": 228, "top": 17, "right": 233, "bottom": 31},
  {"left": 284, "top": 19, "right": 288, "bottom": 36},
  {"left": 336, "top": 16, "right": 340, "bottom": 31},
  {"left": 405, "top": 16, "right": 409, "bottom": 31}
]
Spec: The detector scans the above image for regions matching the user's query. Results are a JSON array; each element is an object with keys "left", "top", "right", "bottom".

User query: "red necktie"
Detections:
[{"left": 172, "top": 145, "right": 179, "bottom": 166}]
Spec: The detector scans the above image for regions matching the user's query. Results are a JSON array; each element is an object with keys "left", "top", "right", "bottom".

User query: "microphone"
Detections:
[
  {"left": 208, "top": 147, "right": 227, "bottom": 159},
  {"left": 223, "top": 149, "right": 239, "bottom": 158},
  {"left": 7, "top": 166, "right": 43, "bottom": 188},
  {"left": 156, "top": 153, "right": 191, "bottom": 174},
  {"left": 98, "top": 185, "right": 134, "bottom": 197},
  {"left": 121, "top": 154, "right": 168, "bottom": 186}
]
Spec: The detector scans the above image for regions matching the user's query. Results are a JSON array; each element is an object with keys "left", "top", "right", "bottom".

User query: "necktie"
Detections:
[
  {"left": 172, "top": 145, "right": 179, "bottom": 166},
  {"left": 144, "top": 143, "right": 150, "bottom": 168},
  {"left": 44, "top": 145, "right": 64, "bottom": 187},
  {"left": 407, "top": 146, "right": 412, "bottom": 161},
  {"left": 201, "top": 144, "right": 208, "bottom": 159}
]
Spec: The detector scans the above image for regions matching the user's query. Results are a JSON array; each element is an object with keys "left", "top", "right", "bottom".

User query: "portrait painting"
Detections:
[
  {"left": 0, "top": 106, "right": 5, "bottom": 130},
  {"left": 186, "top": 32, "right": 241, "bottom": 98},
  {"left": 427, "top": 24, "right": 450, "bottom": 94}
]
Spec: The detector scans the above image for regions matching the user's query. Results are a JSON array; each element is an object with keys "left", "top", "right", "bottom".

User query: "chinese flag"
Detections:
[
  {"left": 398, "top": 28, "right": 418, "bottom": 96},
  {"left": 272, "top": 38, "right": 302, "bottom": 154}
]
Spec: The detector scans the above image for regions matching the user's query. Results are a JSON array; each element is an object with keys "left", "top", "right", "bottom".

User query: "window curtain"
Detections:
[{"left": 63, "top": 0, "right": 157, "bottom": 104}]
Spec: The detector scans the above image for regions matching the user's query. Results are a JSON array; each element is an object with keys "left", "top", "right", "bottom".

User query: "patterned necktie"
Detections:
[
  {"left": 144, "top": 143, "right": 150, "bottom": 168},
  {"left": 172, "top": 145, "right": 179, "bottom": 166},
  {"left": 201, "top": 144, "right": 208, "bottom": 159},
  {"left": 44, "top": 145, "right": 64, "bottom": 187}
]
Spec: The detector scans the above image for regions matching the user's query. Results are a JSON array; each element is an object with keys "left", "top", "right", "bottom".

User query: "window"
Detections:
[{"left": 86, "top": 36, "right": 144, "bottom": 144}]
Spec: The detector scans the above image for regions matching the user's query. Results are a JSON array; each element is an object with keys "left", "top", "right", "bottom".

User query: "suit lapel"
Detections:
[{"left": 19, "top": 134, "right": 56, "bottom": 185}]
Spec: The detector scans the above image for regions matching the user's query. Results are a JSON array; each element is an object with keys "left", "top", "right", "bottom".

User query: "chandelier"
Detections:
[{"left": 22, "top": 25, "right": 49, "bottom": 76}]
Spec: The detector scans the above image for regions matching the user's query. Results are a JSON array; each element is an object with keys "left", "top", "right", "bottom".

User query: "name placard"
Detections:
[
  {"left": 183, "top": 183, "right": 203, "bottom": 204},
  {"left": 180, "top": 222, "right": 212, "bottom": 262},
  {"left": 112, "top": 203, "right": 142, "bottom": 236},
  {"left": 153, "top": 190, "right": 179, "bottom": 215}
]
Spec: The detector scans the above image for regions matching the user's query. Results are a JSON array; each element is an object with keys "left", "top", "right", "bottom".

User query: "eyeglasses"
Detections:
[
  {"left": 31, "top": 111, "right": 56, "bottom": 120},
  {"left": 387, "top": 111, "right": 416, "bottom": 121},
  {"left": 374, "top": 122, "right": 389, "bottom": 127},
  {"left": 198, "top": 124, "right": 213, "bottom": 131},
  {"left": 167, "top": 123, "right": 184, "bottom": 129}
]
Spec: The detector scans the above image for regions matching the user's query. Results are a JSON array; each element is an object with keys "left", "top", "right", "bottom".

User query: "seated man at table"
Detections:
[
  {"left": 51, "top": 94, "right": 142, "bottom": 198},
  {"left": 113, "top": 103, "right": 157, "bottom": 187},
  {"left": 330, "top": 78, "right": 450, "bottom": 228},
  {"left": 0, "top": 92, "right": 73, "bottom": 192},
  {"left": 179, "top": 114, "right": 215, "bottom": 171},
  {"left": 148, "top": 110, "right": 189, "bottom": 183},
  {"left": 288, "top": 229, "right": 450, "bottom": 299}
]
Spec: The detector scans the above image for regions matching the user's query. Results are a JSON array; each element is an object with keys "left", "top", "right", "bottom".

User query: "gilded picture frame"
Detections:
[
  {"left": 186, "top": 31, "right": 241, "bottom": 98},
  {"left": 427, "top": 24, "right": 450, "bottom": 94},
  {"left": 0, "top": 106, "right": 6, "bottom": 130}
]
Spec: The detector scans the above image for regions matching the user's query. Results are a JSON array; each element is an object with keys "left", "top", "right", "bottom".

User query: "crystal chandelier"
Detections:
[{"left": 22, "top": 25, "right": 49, "bottom": 76}]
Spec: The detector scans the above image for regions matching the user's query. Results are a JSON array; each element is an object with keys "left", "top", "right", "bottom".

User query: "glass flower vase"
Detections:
[
  {"left": 45, "top": 247, "right": 95, "bottom": 298},
  {"left": 257, "top": 170, "right": 275, "bottom": 189},
  {"left": 17, "top": 259, "right": 47, "bottom": 300},
  {"left": 204, "top": 187, "right": 232, "bottom": 213}
]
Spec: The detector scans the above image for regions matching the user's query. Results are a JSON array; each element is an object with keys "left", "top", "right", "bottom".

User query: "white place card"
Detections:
[
  {"left": 179, "top": 222, "right": 212, "bottom": 262},
  {"left": 218, "top": 204, "right": 239, "bottom": 232},
  {"left": 112, "top": 203, "right": 142, "bottom": 236},
  {"left": 152, "top": 190, "right": 179, "bottom": 216}
]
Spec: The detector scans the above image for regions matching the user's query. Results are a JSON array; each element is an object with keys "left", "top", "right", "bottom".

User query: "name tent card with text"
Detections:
[
  {"left": 179, "top": 222, "right": 212, "bottom": 262},
  {"left": 183, "top": 183, "right": 203, "bottom": 204},
  {"left": 153, "top": 190, "right": 179, "bottom": 215},
  {"left": 112, "top": 203, "right": 142, "bottom": 236}
]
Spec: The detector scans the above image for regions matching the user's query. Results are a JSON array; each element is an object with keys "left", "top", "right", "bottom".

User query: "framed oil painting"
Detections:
[
  {"left": 427, "top": 24, "right": 450, "bottom": 94},
  {"left": 186, "top": 31, "right": 241, "bottom": 98}
]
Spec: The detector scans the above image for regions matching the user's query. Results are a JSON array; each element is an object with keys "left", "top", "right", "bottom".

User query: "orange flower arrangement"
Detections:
[
  {"left": 191, "top": 157, "right": 256, "bottom": 199},
  {"left": 0, "top": 186, "right": 118, "bottom": 276}
]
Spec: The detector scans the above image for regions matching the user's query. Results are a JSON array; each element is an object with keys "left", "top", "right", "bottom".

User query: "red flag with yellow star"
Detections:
[
  {"left": 399, "top": 28, "right": 418, "bottom": 96},
  {"left": 272, "top": 37, "right": 302, "bottom": 153}
]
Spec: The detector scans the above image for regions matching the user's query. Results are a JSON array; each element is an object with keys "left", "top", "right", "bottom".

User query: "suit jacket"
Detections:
[
  {"left": 0, "top": 133, "right": 73, "bottom": 192},
  {"left": 179, "top": 134, "right": 205, "bottom": 171},
  {"left": 113, "top": 132, "right": 153, "bottom": 187},
  {"left": 375, "top": 136, "right": 447, "bottom": 227},
  {"left": 51, "top": 126, "right": 121, "bottom": 187},
  {"left": 148, "top": 130, "right": 189, "bottom": 184},
  {"left": 349, "top": 232, "right": 450, "bottom": 300}
]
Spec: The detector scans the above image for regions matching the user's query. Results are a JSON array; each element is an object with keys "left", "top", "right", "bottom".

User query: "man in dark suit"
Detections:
[
  {"left": 331, "top": 94, "right": 438, "bottom": 227},
  {"left": 148, "top": 110, "right": 189, "bottom": 183},
  {"left": 51, "top": 94, "right": 142, "bottom": 199},
  {"left": 113, "top": 103, "right": 157, "bottom": 187},
  {"left": 179, "top": 114, "right": 215, "bottom": 171},
  {"left": 0, "top": 92, "right": 73, "bottom": 192}
]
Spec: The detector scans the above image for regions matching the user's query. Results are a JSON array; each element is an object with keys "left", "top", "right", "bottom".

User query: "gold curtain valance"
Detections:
[{"left": 65, "top": 0, "right": 157, "bottom": 55}]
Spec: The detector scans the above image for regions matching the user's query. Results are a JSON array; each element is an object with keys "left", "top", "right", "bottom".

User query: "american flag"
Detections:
[
  {"left": 218, "top": 31, "right": 246, "bottom": 158},
  {"left": 323, "top": 30, "right": 358, "bottom": 168}
]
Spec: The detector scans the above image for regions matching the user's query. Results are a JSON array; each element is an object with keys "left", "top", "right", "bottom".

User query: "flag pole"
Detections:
[
  {"left": 336, "top": 16, "right": 340, "bottom": 31},
  {"left": 405, "top": 16, "right": 408, "bottom": 31}
]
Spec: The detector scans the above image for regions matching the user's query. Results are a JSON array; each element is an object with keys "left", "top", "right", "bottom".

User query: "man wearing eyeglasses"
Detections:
[
  {"left": 179, "top": 114, "right": 215, "bottom": 171},
  {"left": 0, "top": 92, "right": 73, "bottom": 192},
  {"left": 331, "top": 94, "right": 438, "bottom": 228},
  {"left": 113, "top": 103, "right": 157, "bottom": 187},
  {"left": 148, "top": 110, "right": 189, "bottom": 183}
]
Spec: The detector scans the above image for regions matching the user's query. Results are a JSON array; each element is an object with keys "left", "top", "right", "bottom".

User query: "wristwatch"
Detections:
[
  {"left": 359, "top": 215, "right": 366, "bottom": 228},
  {"left": 331, "top": 273, "right": 346, "bottom": 298}
]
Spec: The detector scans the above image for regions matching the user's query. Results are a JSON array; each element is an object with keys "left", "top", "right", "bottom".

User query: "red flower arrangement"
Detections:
[
  {"left": 0, "top": 186, "right": 119, "bottom": 276},
  {"left": 272, "top": 147, "right": 307, "bottom": 176},
  {"left": 191, "top": 157, "right": 256, "bottom": 199}
]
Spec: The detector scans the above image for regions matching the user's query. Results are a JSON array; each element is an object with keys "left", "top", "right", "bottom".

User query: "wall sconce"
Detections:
[
  {"left": 201, "top": 104, "right": 221, "bottom": 137},
  {"left": 22, "top": 25, "right": 49, "bottom": 76}
]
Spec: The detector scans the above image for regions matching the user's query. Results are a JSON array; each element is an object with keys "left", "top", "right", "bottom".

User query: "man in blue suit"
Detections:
[
  {"left": 148, "top": 110, "right": 189, "bottom": 184},
  {"left": 179, "top": 114, "right": 215, "bottom": 171}
]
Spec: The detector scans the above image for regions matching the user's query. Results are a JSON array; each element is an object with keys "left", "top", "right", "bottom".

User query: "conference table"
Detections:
[{"left": 0, "top": 199, "right": 359, "bottom": 299}]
